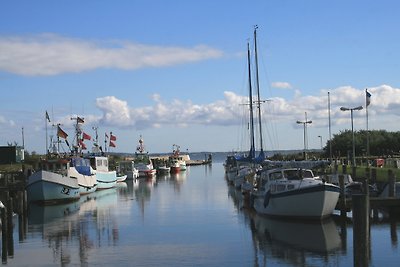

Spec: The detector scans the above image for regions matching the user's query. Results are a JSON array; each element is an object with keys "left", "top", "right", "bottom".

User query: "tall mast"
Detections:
[
  {"left": 254, "top": 25, "right": 265, "bottom": 159},
  {"left": 247, "top": 41, "right": 255, "bottom": 160}
]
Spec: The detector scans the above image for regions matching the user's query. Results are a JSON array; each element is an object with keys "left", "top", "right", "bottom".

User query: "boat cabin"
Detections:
[
  {"left": 70, "top": 157, "right": 92, "bottom": 176},
  {"left": 36, "top": 158, "right": 70, "bottom": 175},
  {"left": 258, "top": 168, "right": 315, "bottom": 190},
  {"left": 89, "top": 156, "right": 109, "bottom": 172}
]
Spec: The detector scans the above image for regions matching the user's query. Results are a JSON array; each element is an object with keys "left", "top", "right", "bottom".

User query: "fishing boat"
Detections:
[
  {"left": 26, "top": 119, "right": 80, "bottom": 203},
  {"left": 26, "top": 157, "right": 80, "bottom": 203},
  {"left": 69, "top": 157, "right": 97, "bottom": 195},
  {"left": 169, "top": 144, "right": 186, "bottom": 172},
  {"left": 252, "top": 168, "right": 340, "bottom": 219},
  {"left": 86, "top": 127, "right": 117, "bottom": 190},
  {"left": 134, "top": 136, "right": 156, "bottom": 177},
  {"left": 89, "top": 156, "right": 117, "bottom": 190}
]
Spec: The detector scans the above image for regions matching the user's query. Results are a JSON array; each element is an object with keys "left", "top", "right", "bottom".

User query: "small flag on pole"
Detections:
[
  {"left": 82, "top": 132, "right": 91, "bottom": 140},
  {"left": 109, "top": 141, "right": 116, "bottom": 147},
  {"left": 57, "top": 126, "right": 68, "bottom": 139},
  {"left": 45, "top": 111, "right": 51, "bottom": 122},
  {"left": 77, "top": 117, "right": 84, "bottom": 124},
  {"left": 366, "top": 89, "right": 371, "bottom": 107},
  {"left": 110, "top": 133, "right": 117, "bottom": 141}
]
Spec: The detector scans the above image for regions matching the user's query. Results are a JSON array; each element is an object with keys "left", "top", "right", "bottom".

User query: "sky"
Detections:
[{"left": 1, "top": 0, "right": 400, "bottom": 154}]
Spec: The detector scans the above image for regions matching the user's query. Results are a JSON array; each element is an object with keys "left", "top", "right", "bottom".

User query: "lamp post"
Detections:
[
  {"left": 318, "top": 135, "right": 323, "bottom": 150},
  {"left": 340, "top": 106, "right": 363, "bottom": 166},
  {"left": 296, "top": 112, "right": 312, "bottom": 160}
]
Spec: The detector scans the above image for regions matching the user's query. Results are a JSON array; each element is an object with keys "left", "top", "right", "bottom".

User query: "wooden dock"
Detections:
[{"left": 336, "top": 196, "right": 400, "bottom": 211}]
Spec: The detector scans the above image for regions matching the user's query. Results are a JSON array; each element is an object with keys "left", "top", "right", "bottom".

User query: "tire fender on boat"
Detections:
[{"left": 263, "top": 190, "right": 271, "bottom": 208}]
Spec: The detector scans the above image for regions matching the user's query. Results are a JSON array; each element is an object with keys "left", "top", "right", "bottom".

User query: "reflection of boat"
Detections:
[
  {"left": 250, "top": 212, "right": 341, "bottom": 254},
  {"left": 252, "top": 168, "right": 340, "bottom": 219},
  {"left": 28, "top": 201, "right": 80, "bottom": 225}
]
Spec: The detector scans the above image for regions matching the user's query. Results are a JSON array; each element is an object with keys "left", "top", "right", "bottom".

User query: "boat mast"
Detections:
[
  {"left": 247, "top": 41, "right": 256, "bottom": 160},
  {"left": 253, "top": 25, "right": 265, "bottom": 160}
]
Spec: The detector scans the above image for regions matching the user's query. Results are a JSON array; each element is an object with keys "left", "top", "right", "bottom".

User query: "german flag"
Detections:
[
  {"left": 77, "top": 117, "right": 84, "bottom": 124},
  {"left": 57, "top": 126, "right": 68, "bottom": 139}
]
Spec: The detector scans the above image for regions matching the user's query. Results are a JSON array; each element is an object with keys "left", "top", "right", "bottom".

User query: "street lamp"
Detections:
[
  {"left": 296, "top": 112, "right": 312, "bottom": 160},
  {"left": 318, "top": 135, "right": 323, "bottom": 150},
  {"left": 340, "top": 105, "right": 363, "bottom": 166}
]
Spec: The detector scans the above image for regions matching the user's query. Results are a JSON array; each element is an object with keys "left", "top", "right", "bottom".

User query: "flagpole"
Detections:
[
  {"left": 366, "top": 88, "right": 370, "bottom": 159},
  {"left": 328, "top": 92, "right": 333, "bottom": 165},
  {"left": 45, "top": 112, "right": 48, "bottom": 157}
]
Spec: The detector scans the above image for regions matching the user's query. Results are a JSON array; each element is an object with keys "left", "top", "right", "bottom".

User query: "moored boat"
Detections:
[
  {"left": 89, "top": 156, "right": 117, "bottom": 190},
  {"left": 70, "top": 157, "right": 97, "bottom": 195},
  {"left": 134, "top": 136, "right": 156, "bottom": 177},
  {"left": 26, "top": 158, "right": 80, "bottom": 204},
  {"left": 252, "top": 167, "right": 340, "bottom": 219}
]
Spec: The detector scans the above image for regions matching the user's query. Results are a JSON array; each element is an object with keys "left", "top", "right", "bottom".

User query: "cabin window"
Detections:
[
  {"left": 97, "top": 159, "right": 102, "bottom": 167},
  {"left": 103, "top": 159, "right": 108, "bottom": 167},
  {"left": 287, "top": 184, "right": 295, "bottom": 190},
  {"left": 284, "top": 170, "right": 300, "bottom": 180},
  {"left": 302, "top": 170, "right": 313, "bottom": 178},
  {"left": 277, "top": 184, "right": 286, "bottom": 191},
  {"left": 269, "top": 172, "right": 283, "bottom": 180}
]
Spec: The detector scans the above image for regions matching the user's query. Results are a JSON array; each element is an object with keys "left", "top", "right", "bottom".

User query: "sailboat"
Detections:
[
  {"left": 248, "top": 27, "right": 340, "bottom": 218},
  {"left": 228, "top": 27, "right": 265, "bottom": 189}
]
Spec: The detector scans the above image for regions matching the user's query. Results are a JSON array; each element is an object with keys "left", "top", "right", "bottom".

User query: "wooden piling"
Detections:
[
  {"left": 352, "top": 194, "right": 370, "bottom": 267},
  {"left": 1, "top": 205, "right": 7, "bottom": 264},
  {"left": 388, "top": 169, "right": 396, "bottom": 198},
  {"left": 352, "top": 166, "right": 357, "bottom": 182},
  {"left": 339, "top": 174, "right": 347, "bottom": 217}
]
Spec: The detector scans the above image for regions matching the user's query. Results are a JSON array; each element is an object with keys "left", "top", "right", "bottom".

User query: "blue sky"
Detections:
[{"left": 1, "top": 0, "right": 399, "bottom": 154}]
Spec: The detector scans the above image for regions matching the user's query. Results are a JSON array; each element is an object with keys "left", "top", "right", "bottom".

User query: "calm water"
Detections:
[{"left": 2, "top": 161, "right": 400, "bottom": 266}]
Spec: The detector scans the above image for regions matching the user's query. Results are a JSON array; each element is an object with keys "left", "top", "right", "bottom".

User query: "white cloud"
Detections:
[
  {"left": 271, "top": 81, "right": 292, "bottom": 89},
  {"left": 0, "top": 34, "right": 224, "bottom": 76},
  {"left": 52, "top": 84, "right": 400, "bottom": 134}
]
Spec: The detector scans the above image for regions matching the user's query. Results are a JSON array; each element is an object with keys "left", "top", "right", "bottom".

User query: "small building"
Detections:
[{"left": 0, "top": 146, "right": 25, "bottom": 164}]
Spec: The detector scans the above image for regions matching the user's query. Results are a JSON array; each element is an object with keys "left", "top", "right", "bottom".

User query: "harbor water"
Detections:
[{"left": 2, "top": 158, "right": 400, "bottom": 266}]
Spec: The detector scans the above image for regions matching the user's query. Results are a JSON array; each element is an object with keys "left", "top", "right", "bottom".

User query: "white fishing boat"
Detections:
[
  {"left": 170, "top": 144, "right": 186, "bottom": 171},
  {"left": 89, "top": 156, "right": 117, "bottom": 190},
  {"left": 134, "top": 136, "right": 156, "bottom": 177},
  {"left": 252, "top": 168, "right": 340, "bottom": 219},
  {"left": 70, "top": 157, "right": 97, "bottom": 195},
  {"left": 26, "top": 158, "right": 80, "bottom": 203}
]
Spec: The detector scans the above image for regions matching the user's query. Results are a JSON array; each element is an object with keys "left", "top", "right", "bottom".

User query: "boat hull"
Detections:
[
  {"left": 96, "top": 171, "right": 117, "bottom": 190},
  {"left": 26, "top": 170, "right": 80, "bottom": 203},
  {"left": 253, "top": 184, "right": 340, "bottom": 219},
  {"left": 69, "top": 167, "right": 97, "bottom": 195}
]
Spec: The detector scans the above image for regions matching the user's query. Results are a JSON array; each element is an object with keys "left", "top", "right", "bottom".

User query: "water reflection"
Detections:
[
  {"left": 27, "top": 188, "right": 120, "bottom": 265},
  {"left": 228, "top": 184, "right": 342, "bottom": 266}
]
